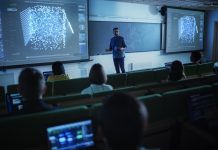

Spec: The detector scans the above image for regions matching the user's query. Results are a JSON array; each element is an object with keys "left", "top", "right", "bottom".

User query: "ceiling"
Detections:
[{"left": 107, "top": 0, "right": 218, "bottom": 10}]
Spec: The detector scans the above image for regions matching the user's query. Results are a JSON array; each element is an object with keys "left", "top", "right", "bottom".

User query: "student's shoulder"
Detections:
[{"left": 104, "top": 84, "right": 113, "bottom": 90}]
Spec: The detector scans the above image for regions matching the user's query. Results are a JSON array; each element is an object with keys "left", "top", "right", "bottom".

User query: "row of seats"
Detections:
[
  {"left": 0, "top": 84, "right": 217, "bottom": 149},
  {"left": 3, "top": 62, "right": 215, "bottom": 97}
]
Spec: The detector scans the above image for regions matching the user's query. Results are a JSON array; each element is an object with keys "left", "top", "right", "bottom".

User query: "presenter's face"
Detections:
[{"left": 113, "top": 29, "right": 119, "bottom": 36}]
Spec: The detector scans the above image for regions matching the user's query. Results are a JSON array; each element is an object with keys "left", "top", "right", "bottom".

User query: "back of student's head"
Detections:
[
  {"left": 190, "top": 51, "right": 202, "bottom": 64},
  {"left": 99, "top": 93, "right": 148, "bottom": 150},
  {"left": 18, "top": 68, "right": 45, "bottom": 101},
  {"left": 169, "top": 60, "right": 184, "bottom": 81},
  {"left": 52, "top": 61, "right": 65, "bottom": 75},
  {"left": 89, "top": 63, "right": 107, "bottom": 85}
]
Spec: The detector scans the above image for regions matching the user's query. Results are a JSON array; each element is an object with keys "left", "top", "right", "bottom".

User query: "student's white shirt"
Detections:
[{"left": 81, "top": 84, "right": 113, "bottom": 95}]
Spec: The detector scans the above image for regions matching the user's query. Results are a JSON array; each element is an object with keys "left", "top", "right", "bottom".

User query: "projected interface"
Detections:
[
  {"left": 0, "top": 0, "right": 88, "bottom": 67},
  {"left": 166, "top": 8, "right": 204, "bottom": 53}
]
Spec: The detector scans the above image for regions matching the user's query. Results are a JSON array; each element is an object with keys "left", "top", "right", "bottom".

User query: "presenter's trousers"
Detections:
[{"left": 113, "top": 57, "right": 125, "bottom": 74}]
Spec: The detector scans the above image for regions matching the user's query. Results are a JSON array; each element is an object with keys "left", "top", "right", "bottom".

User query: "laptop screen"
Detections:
[
  {"left": 6, "top": 93, "right": 23, "bottom": 113},
  {"left": 47, "top": 120, "right": 94, "bottom": 150},
  {"left": 43, "top": 71, "right": 53, "bottom": 81},
  {"left": 187, "top": 93, "right": 217, "bottom": 123}
]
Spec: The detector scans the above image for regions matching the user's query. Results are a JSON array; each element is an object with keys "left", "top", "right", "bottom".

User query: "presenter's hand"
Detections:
[{"left": 118, "top": 47, "right": 125, "bottom": 51}]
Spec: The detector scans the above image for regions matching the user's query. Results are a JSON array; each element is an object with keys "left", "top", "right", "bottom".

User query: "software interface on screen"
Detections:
[
  {"left": 0, "top": 0, "right": 88, "bottom": 67},
  {"left": 166, "top": 8, "right": 204, "bottom": 53},
  {"left": 6, "top": 93, "right": 23, "bottom": 113},
  {"left": 47, "top": 120, "right": 94, "bottom": 150}
]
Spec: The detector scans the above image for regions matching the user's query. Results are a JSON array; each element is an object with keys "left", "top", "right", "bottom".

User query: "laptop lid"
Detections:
[
  {"left": 43, "top": 71, "right": 53, "bottom": 81},
  {"left": 6, "top": 93, "right": 23, "bottom": 113},
  {"left": 187, "top": 93, "right": 217, "bottom": 123},
  {"left": 47, "top": 120, "right": 95, "bottom": 150}
]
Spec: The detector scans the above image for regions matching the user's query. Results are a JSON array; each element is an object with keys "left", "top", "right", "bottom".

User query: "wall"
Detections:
[
  {"left": 205, "top": 10, "right": 218, "bottom": 60},
  {"left": 0, "top": 0, "right": 191, "bottom": 88}
]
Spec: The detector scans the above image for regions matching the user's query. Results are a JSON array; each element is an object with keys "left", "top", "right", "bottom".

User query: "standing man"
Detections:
[{"left": 106, "top": 27, "right": 127, "bottom": 73}]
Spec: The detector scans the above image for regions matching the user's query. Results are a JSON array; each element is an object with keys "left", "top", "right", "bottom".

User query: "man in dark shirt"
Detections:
[
  {"left": 18, "top": 68, "right": 53, "bottom": 114},
  {"left": 107, "top": 27, "right": 127, "bottom": 73}
]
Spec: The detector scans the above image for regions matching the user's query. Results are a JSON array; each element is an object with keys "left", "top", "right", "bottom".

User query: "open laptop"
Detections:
[
  {"left": 43, "top": 71, "right": 53, "bottom": 81},
  {"left": 5, "top": 93, "right": 23, "bottom": 113},
  {"left": 47, "top": 120, "right": 95, "bottom": 150},
  {"left": 187, "top": 93, "right": 217, "bottom": 126}
]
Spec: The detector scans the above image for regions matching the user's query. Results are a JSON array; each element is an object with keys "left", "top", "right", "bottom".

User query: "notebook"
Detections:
[
  {"left": 6, "top": 93, "right": 23, "bottom": 113},
  {"left": 47, "top": 120, "right": 95, "bottom": 150}
]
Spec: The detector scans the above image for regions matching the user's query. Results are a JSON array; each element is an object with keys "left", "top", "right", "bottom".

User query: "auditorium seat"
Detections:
[
  {"left": 184, "top": 64, "right": 199, "bottom": 78},
  {"left": 153, "top": 68, "right": 169, "bottom": 82},
  {"left": 44, "top": 93, "right": 91, "bottom": 107},
  {"left": 107, "top": 73, "right": 127, "bottom": 88},
  {"left": 44, "top": 82, "right": 53, "bottom": 97},
  {"left": 162, "top": 85, "right": 212, "bottom": 120},
  {"left": 0, "top": 106, "right": 89, "bottom": 149},
  {"left": 137, "top": 94, "right": 164, "bottom": 123},
  {"left": 197, "top": 62, "right": 215, "bottom": 76},
  {"left": 126, "top": 70, "right": 158, "bottom": 86},
  {"left": 53, "top": 77, "right": 90, "bottom": 96}
]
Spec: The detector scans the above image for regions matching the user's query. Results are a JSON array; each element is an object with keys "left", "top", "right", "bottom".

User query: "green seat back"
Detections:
[
  {"left": 127, "top": 70, "right": 156, "bottom": 86},
  {"left": 44, "top": 93, "right": 91, "bottom": 107},
  {"left": 137, "top": 94, "right": 164, "bottom": 123},
  {"left": 0, "top": 106, "right": 89, "bottom": 149},
  {"left": 197, "top": 62, "right": 215, "bottom": 76},
  {"left": 53, "top": 77, "right": 90, "bottom": 95},
  {"left": 162, "top": 85, "right": 212, "bottom": 120},
  {"left": 107, "top": 73, "right": 127, "bottom": 88},
  {"left": 154, "top": 68, "right": 169, "bottom": 82},
  {"left": 184, "top": 64, "right": 198, "bottom": 77}
]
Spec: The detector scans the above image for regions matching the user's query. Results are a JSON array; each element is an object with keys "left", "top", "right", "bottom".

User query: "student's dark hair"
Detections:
[
  {"left": 18, "top": 68, "right": 44, "bottom": 99},
  {"left": 99, "top": 93, "right": 145, "bottom": 150},
  {"left": 89, "top": 63, "right": 107, "bottom": 85},
  {"left": 113, "top": 27, "right": 119, "bottom": 31},
  {"left": 169, "top": 60, "right": 184, "bottom": 81},
  {"left": 190, "top": 51, "right": 202, "bottom": 63},
  {"left": 52, "top": 61, "right": 65, "bottom": 75}
]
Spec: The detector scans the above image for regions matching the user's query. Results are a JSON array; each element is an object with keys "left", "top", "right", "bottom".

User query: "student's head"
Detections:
[
  {"left": 52, "top": 61, "right": 65, "bottom": 75},
  {"left": 113, "top": 27, "right": 119, "bottom": 36},
  {"left": 99, "top": 93, "right": 148, "bottom": 150},
  {"left": 190, "top": 51, "right": 202, "bottom": 64},
  {"left": 18, "top": 68, "right": 46, "bottom": 101},
  {"left": 169, "top": 60, "right": 184, "bottom": 81},
  {"left": 89, "top": 63, "right": 107, "bottom": 85}
]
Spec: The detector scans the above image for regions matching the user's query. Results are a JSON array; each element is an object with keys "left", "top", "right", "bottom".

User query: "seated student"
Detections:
[
  {"left": 47, "top": 61, "right": 70, "bottom": 82},
  {"left": 190, "top": 51, "right": 202, "bottom": 64},
  {"left": 18, "top": 68, "right": 54, "bottom": 114},
  {"left": 81, "top": 63, "right": 113, "bottom": 95},
  {"left": 168, "top": 60, "right": 186, "bottom": 81},
  {"left": 99, "top": 93, "right": 149, "bottom": 150}
]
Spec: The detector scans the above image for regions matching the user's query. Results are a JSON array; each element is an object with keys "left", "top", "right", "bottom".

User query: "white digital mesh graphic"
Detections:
[
  {"left": 20, "top": 5, "right": 74, "bottom": 50},
  {"left": 178, "top": 16, "right": 198, "bottom": 44}
]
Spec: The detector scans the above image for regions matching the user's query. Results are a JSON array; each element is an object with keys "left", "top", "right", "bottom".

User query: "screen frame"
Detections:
[
  {"left": 165, "top": 6, "right": 205, "bottom": 54},
  {"left": 0, "top": 0, "right": 91, "bottom": 69}
]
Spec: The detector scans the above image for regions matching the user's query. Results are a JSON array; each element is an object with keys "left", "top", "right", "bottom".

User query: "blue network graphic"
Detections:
[
  {"left": 178, "top": 16, "right": 198, "bottom": 44},
  {"left": 20, "top": 5, "right": 74, "bottom": 50}
]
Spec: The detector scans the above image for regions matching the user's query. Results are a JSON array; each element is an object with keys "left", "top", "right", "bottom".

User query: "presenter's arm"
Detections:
[{"left": 120, "top": 37, "right": 127, "bottom": 51}]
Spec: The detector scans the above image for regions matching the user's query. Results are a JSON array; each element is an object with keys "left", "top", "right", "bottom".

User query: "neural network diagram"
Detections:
[
  {"left": 20, "top": 5, "right": 74, "bottom": 51},
  {"left": 178, "top": 16, "right": 198, "bottom": 44}
]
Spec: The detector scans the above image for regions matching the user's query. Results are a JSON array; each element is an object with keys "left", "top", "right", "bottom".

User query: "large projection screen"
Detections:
[
  {"left": 0, "top": 0, "right": 89, "bottom": 67},
  {"left": 166, "top": 8, "right": 204, "bottom": 53}
]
